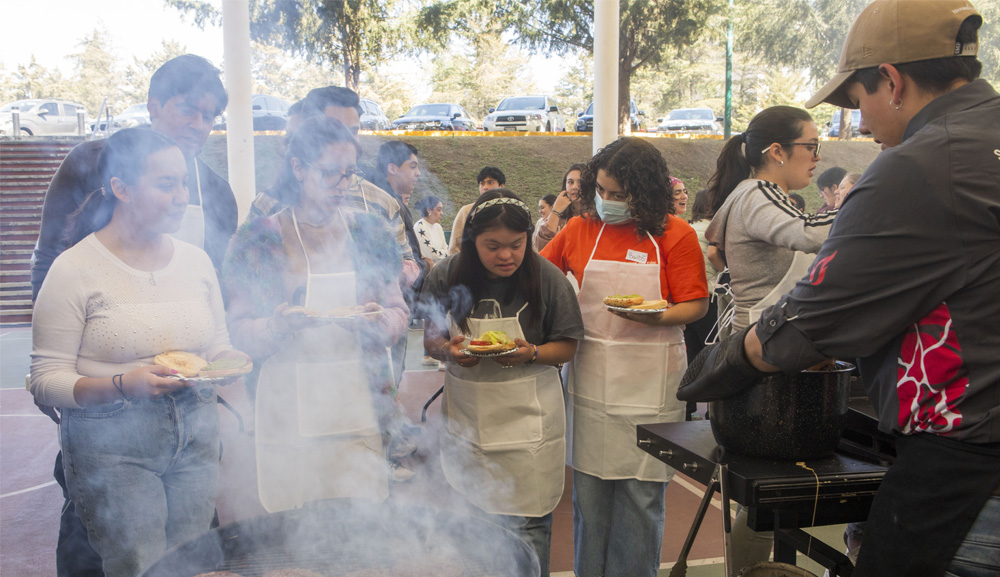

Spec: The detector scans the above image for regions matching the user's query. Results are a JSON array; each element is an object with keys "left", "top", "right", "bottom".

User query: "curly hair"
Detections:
[{"left": 576, "top": 137, "right": 672, "bottom": 237}]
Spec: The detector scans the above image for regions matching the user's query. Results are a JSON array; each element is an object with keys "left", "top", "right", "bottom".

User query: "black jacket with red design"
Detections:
[{"left": 757, "top": 79, "right": 1000, "bottom": 444}]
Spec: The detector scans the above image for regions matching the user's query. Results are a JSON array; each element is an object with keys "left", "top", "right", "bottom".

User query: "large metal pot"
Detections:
[
  {"left": 141, "top": 500, "right": 539, "bottom": 577},
  {"left": 709, "top": 361, "right": 854, "bottom": 460}
]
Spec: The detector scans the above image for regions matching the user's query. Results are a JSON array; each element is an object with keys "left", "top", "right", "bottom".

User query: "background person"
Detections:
[
  {"left": 533, "top": 163, "right": 586, "bottom": 251},
  {"left": 533, "top": 193, "right": 557, "bottom": 250},
  {"left": 29, "top": 128, "right": 245, "bottom": 577},
  {"left": 680, "top": 1, "right": 1000, "bottom": 575},
  {"left": 836, "top": 172, "right": 862, "bottom": 209},
  {"left": 670, "top": 177, "right": 688, "bottom": 216},
  {"left": 413, "top": 195, "right": 448, "bottom": 267},
  {"left": 541, "top": 137, "right": 708, "bottom": 577},
  {"left": 223, "top": 117, "right": 411, "bottom": 510},
  {"left": 787, "top": 192, "right": 806, "bottom": 211},
  {"left": 448, "top": 166, "right": 506, "bottom": 255},
  {"left": 815, "top": 166, "right": 847, "bottom": 213},
  {"left": 421, "top": 190, "right": 583, "bottom": 577}
]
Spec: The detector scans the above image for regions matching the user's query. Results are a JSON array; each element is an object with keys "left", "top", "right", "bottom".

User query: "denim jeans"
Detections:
[
  {"left": 60, "top": 386, "right": 220, "bottom": 577},
  {"left": 945, "top": 496, "right": 1000, "bottom": 577},
  {"left": 572, "top": 470, "right": 666, "bottom": 577},
  {"left": 490, "top": 512, "right": 554, "bottom": 577}
]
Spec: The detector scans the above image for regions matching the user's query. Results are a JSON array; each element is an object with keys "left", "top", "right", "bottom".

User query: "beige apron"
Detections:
[
  {"left": 441, "top": 301, "right": 566, "bottom": 517},
  {"left": 747, "top": 251, "right": 814, "bottom": 324},
  {"left": 255, "top": 209, "right": 388, "bottom": 512},
  {"left": 171, "top": 161, "right": 206, "bottom": 248},
  {"left": 565, "top": 225, "right": 686, "bottom": 482}
]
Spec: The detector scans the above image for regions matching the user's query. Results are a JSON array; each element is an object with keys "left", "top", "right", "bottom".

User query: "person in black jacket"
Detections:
[
  {"left": 29, "top": 54, "right": 237, "bottom": 577},
  {"left": 680, "top": 2, "right": 1000, "bottom": 576}
]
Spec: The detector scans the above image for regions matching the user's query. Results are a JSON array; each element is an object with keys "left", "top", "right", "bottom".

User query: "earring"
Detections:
[
  {"left": 889, "top": 98, "right": 902, "bottom": 110},
  {"left": 779, "top": 160, "right": 784, "bottom": 166}
]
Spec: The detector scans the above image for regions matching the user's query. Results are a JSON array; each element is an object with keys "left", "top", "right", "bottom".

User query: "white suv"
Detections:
[
  {"left": 484, "top": 96, "right": 565, "bottom": 132},
  {"left": 0, "top": 99, "right": 88, "bottom": 136}
]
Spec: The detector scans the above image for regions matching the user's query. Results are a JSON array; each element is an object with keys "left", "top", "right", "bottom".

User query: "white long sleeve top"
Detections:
[{"left": 30, "top": 234, "right": 232, "bottom": 408}]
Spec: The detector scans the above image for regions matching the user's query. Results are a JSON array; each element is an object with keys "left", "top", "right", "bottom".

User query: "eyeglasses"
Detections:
[
  {"left": 761, "top": 142, "right": 822, "bottom": 158},
  {"left": 307, "top": 163, "right": 365, "bottom": 186},
  {"left": 787, "top": 141, "right": 822, "bottom": 158}
]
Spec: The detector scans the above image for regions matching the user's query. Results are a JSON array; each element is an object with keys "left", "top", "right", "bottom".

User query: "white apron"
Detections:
[
  {"left": 441, "top": 301, "right": 566, "bottom": 517},
  {"left": 171, "top": 161, "right": 206, "bottom": 248},
  {"left": 255, "top": 209, "right": 388, "bottom": 512},
  {"left": 565, "top": 225, "right": 686, "bottom": 481},
  {"left": 747, "top": 251, "right": 813, "bottom": 324}
]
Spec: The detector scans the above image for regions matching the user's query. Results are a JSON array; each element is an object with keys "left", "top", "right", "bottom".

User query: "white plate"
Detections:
[
  {"left": 461, "top": 347, "right": 518, "bottom": 358},
  {"left": 166, "top": 374, "right": 234, "bottom": 383},
  {"left": 302, "top": 311, "right": 382, "bottom": 320},
  {"left": 606, "top": 305, "right": 668, "bottom": 314}
]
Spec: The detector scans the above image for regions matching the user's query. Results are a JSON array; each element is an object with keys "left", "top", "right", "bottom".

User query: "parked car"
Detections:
[
  {"left": 827, "top": 108, "right": 862, "bottom": 138},
  {"left": 391, "top": 103, "right": 479, "bottom": 131},
  {"left": 656, "top": 107, "right": 723, "bottom": 136},
  {"left": 483, "top": 95, "right": 565, "bottom": 132},
  {"left": 212, "top": 94, "right": 290, "bottom": 131},
  {"left": 360, "top": 98, "right": 390, "bottom": 131},
  {"left": 575, "top": 100, "right": 647, "bottom": 132},
  {"left": 0, "top": 99, "right": 87, "bottom": 136},
  {"left": 90, "top": 103, "right": 151, "bottom": 134}
]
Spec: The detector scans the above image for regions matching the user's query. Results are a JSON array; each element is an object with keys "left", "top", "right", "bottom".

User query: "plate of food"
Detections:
[
  {"left": 603, "top": 295, "right": 669, "bottom": 314},
  {"left": 461, "top": 330, "right": 519, "bottom": 357},
  {"left": 283, "top": 305, "right": 383, "bottom": 320},
  {"left": 155, "top": 351, "right": 254, "bottom": 383}
]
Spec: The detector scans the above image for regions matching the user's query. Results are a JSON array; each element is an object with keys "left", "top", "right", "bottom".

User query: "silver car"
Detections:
[
  {"left": 0, "top": 99, "right": 88, "bottom": 136},
  {"left": 656, "top": 107, "right": 723, "bottom": 136}
]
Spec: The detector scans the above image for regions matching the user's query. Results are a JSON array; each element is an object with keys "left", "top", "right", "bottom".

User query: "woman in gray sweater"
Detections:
[
  {"left": 705, "top": 106, "right": 837, "bottom": 333},
  {"left": 703, "top": 105, "right": 838, "bottom": 575}
]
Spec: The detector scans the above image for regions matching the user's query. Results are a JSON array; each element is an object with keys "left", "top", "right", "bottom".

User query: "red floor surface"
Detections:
[{"left": 0, "top": 370, "right": 727, "bottom": 576}]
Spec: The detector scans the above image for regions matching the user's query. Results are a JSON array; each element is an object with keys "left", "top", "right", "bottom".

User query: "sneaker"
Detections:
[
  {"left": 388, "top": 436, "right": 418, "bottom": 460},
  {"left": 390, "top": 461, "right": 416, "bottom": 483},
  {"left": 422, "top": 355, "right": 438, "bottom": 366}
]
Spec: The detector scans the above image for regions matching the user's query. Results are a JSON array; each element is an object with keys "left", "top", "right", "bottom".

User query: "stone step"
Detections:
[
  {"left": 1, "top": 257, "right": 31, "bottom": 266},
  {"left": 0, "top": 310, "right": 34, "bottom": 326},
  {"left": 0, "top": 271, "right": 31, "bottom": 284},
  {"left": 0, "top": 288, "right": 32, "bottom": 300}
]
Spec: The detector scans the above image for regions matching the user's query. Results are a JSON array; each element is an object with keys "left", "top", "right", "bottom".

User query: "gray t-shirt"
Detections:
[{"left": 419, "top": 254, "right": 584, "bottom": 345}]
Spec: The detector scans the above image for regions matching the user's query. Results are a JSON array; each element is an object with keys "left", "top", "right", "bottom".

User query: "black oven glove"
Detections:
[{"left": 677, "top": 324, "right": 770, "bottom": 402}]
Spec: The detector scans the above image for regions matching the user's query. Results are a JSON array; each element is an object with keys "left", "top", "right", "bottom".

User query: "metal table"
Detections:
[{"left": 638, "top": 416, "right": 891, "bottom": 576}]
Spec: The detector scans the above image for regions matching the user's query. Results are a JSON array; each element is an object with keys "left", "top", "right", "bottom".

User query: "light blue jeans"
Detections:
[
  {"left": 945, "top": 496, "right": 1000, "bottom": 577},
  {"left": 60, "top": 386, "right": 220, "bottom": 577},
  {"left": 572, "top": 469, "right": 666, "bottom": 577}
]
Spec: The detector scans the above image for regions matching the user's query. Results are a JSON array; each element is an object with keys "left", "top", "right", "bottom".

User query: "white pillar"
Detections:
[
  {"left": 592, "top": 0, "right": 620, "bottom": 155},
  {"left": 222, "top": 0, "right": 255, "bottom": 223}
]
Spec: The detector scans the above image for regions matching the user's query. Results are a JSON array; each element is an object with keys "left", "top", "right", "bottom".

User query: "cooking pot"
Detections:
[
  {"left": 709, "top": 361, "right": 854, "bottom": 460},
  {"left": 141, "top": 500, "right": 539, "bottom": 577}
]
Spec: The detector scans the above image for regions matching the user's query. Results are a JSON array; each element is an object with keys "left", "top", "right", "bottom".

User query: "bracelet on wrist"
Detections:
[
  {"left": 524, "top": 344, "right": 539, "bottom": 366},
  {"left": 112, "top": 374, "right": 130, "bottom": 401},
  {"left": 266, "top": 317, "right": 289, "bottom": 341},
  {"left": 553, "top": 209, "right": 566, "bottom": 218}
]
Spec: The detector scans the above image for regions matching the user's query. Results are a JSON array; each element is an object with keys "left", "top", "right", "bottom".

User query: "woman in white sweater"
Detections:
[{"left": 30, "top": 128, "right": 244, "bottom": 577}]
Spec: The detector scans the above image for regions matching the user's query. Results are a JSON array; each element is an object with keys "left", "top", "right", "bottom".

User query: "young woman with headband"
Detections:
[{"left": 420, "top": 189, "right": 584, "bottom": 576}]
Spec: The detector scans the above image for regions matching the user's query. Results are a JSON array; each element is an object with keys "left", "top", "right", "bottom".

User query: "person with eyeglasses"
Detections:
[
  {"left": 222, "top": 116, "right": 410, "bottom": 512},
  {"left": 702, "top": 105, "right": 838, "bottom": 573}
]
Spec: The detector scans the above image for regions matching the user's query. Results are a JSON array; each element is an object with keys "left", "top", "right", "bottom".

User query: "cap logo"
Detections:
[{"left": 863, "top": 46, "right": 876, "bottom": 58}]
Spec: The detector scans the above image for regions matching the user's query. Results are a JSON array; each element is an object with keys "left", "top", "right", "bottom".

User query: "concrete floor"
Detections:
[{"left": 1, "top": 326, "right": 849, "bottom": 576}]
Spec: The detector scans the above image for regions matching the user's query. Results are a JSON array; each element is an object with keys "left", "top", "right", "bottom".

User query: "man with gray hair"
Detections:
[{"left": 679, "top": 1, "right": 1000, "bottom": 575}]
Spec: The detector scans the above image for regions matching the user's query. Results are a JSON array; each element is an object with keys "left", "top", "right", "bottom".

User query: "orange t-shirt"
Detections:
[{"left": 540, "top": 214, "right": 709, "bottom": 304}]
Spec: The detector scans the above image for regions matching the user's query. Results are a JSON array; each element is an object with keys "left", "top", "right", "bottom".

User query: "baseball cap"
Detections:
[{"left": 806, "top": 0, "right": 982, "bottom": 109}]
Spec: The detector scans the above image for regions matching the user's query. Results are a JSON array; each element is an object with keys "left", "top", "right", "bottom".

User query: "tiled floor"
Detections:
[{"left": 0, "top": 326, "right": 848, "bottom": 576}]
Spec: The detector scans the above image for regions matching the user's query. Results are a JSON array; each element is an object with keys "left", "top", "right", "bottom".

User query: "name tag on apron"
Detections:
[{"left": 625, "top": 249, "right": 648, "bottom": 264}]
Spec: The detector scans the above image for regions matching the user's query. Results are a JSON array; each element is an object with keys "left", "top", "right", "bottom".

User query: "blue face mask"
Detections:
[{"left": 594, "top": 192, "right": 632, "bottom": 225}]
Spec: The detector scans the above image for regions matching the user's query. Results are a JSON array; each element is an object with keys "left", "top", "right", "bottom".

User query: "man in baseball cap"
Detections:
[{"left": 679, "top": 1, "right": 1000, "bottom": 575}]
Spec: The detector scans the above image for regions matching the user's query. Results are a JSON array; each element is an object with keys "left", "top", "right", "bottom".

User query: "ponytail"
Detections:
[
  {"left": 65, "top": 188, "right": 115, "bottom": 247},
  {"left": 706, "top": 106, "right": 813, "bottom": 214}
]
